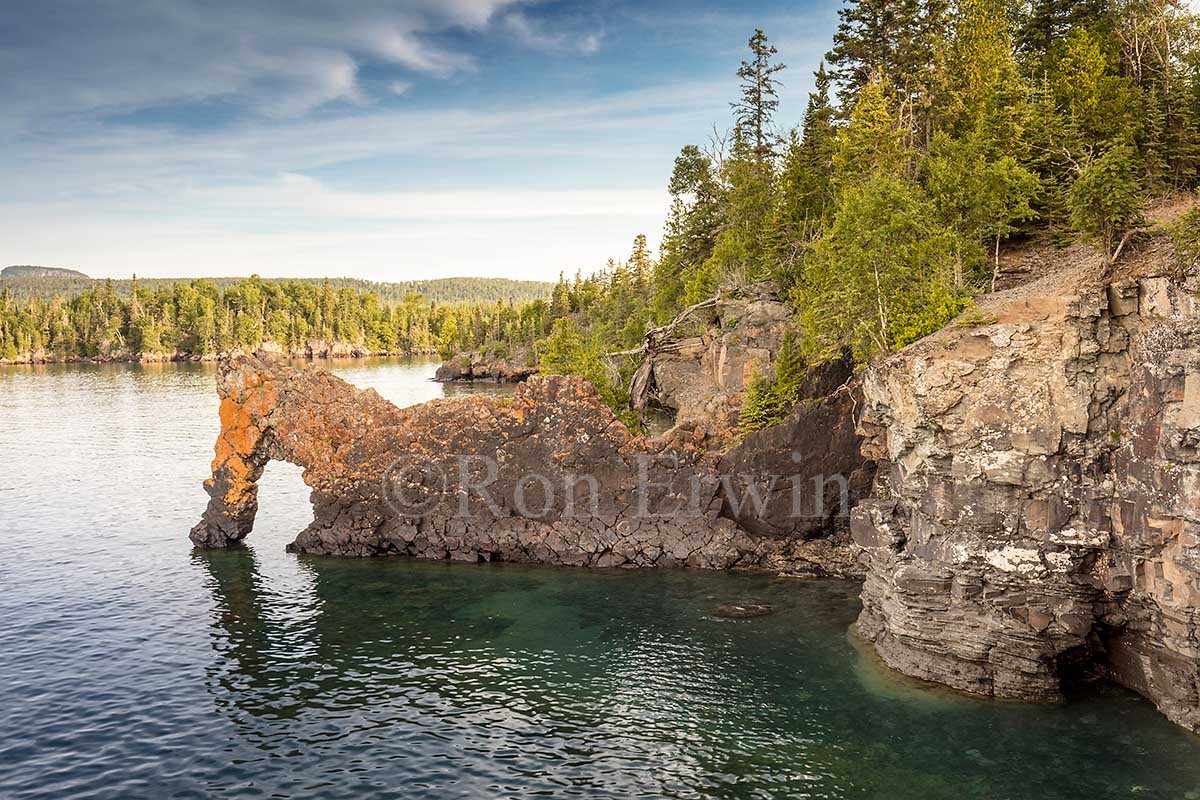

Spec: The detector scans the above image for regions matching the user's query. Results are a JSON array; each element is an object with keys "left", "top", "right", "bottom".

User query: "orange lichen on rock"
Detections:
[{"left": 191, "top": 349, "right": 871, "bottom": 581}]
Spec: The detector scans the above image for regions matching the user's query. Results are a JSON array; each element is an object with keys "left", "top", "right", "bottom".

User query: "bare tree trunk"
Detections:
[
  {"left": 873, "top": 261, "right": 888, "bottom": 349},
  {"left": 991, "top": 233, "right": 1001, "bottom": 293}
]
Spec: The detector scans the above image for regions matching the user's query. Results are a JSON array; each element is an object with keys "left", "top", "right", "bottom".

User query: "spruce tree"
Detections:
[
  {"left": 833, "top": 75, "right": 909, "bottom": 181},
  {"left": 654, "top": 146, "right": 723, "bottom": 322},
  {"left": 1016, "top": 0, "right": 1113, "bottom": 63},
  {"left": 1068, "top": 143, "right": 1144, "bottom": 258},
  {"left": 825, "top": 0, "right": 947, "bottom": 115},
  {"left": 774, "top": 63, "right": 839, "bottom": 259},
  {"left": 732, "top": 29, "right": 787, "bottom": 160}
]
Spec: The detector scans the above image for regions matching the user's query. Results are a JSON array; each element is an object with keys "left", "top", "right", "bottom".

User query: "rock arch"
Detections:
[{"left": 190, "top": 352, "right": 870, "bottom": 571}]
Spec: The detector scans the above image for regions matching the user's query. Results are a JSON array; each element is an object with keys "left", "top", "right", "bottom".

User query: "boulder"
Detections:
[
  {"left": 434, "top": 347, "right": 537, "bottom": 383},
  {"left": 632, "top": 285, "right": 793, "bottom": 445}
]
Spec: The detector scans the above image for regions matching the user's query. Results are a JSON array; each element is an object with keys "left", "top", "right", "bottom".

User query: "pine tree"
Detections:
[
  {"left": 732, "top": 29, "right": 787, "bottom": 160},
  {"left": 654, "top": 145, "right": 723, "bottom": 321},
  {"left": 1016, "top": 0, "right": 1113, "bottom": 62},
  {"left": 833, "top": 74, "right": 909, "bottom": 181},
  {"left": 825, "top": 0, "right": 947, "bottom": 116},
  {"left": 1068, "top": 143, "right": 1144, "bottom": 257}
]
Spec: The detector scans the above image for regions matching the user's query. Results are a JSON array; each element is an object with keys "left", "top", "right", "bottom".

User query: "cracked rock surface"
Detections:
[
  {"left": 192, "top": 351, "right": 872, "bottom": 577},
  {"left": 852, "top": 231, "right": 1200, "bottom": 732}
]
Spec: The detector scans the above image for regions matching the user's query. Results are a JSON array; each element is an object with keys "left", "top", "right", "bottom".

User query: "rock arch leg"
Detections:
[{"left": 190, "top": 356, "right": 280, "bottom": 548}]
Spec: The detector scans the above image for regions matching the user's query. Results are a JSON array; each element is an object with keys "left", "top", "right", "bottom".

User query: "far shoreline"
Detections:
[{"left": 0, "top": 345, "right": 442, "bottom": 368}]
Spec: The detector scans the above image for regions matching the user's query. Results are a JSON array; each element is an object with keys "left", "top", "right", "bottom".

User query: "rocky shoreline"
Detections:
[
  {"left": 191, "top": 349, "right": 872, "bottom": 577},
  {"left": 851, "top": 232, "right": 1200, "bottom": 732},
  {"left": 190, "top": 221, "right": 1200, "bottom": 734},
  {"left": 433, "top": 347, "right": 538, "bottom": 383},
  {"left": 0, "top": 340, "right": 437, "bottom": 366}
]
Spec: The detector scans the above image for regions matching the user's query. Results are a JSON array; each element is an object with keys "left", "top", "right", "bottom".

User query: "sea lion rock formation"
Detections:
[
  {"left": 191, "top": 352, "right": 872, "bottom": 574},
  {"left": 852, "top": 234, "right": 1200, "bottom": 732}
]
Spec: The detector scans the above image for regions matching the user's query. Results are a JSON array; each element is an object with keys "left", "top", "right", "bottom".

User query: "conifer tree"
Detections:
[
  {"left": 774, "top": 63, "right": 839, "bottom": 259},
  {"left": 732, "top": 29, "right": 787, "bottom": 160},
  {"left": 1015, "top": 0, "right": 1113, "bottom": 62},
  {"left": 793, "top": 174, "right": 969, "bottom": 363},
  {"left": 1068, "top": 143, "right": 1144, "bottom": 258},
  {"left": 833, "top": 75, "right": 909, "bottom": 181},
  {"left": 825, "top": 0, "right": 948, "bottom": 120},
  {"left": 654, "top": 146, "right": 723, "bottom": 322}
]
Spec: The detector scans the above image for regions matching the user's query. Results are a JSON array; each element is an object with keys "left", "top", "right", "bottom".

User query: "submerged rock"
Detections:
[
  {"left": 852, "top": 229, "right": 1200, "bottom": 733},
  {"left": 712, "top": 602, "right": 775, "bottom": 618}
]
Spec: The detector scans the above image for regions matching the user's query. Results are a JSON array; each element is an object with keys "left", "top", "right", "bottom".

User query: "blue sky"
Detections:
[{"left": 1, "top": 0, "right": 840, "bottom": 281}]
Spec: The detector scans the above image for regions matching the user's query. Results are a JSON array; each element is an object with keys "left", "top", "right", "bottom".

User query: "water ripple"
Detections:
[{"left": 1, "top": 360, "right": 1199, "bottom": 799}]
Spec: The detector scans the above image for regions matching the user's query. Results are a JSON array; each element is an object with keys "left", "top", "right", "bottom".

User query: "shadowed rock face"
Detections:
[
  {"left": 191, "top": 352, "right": 872, "bottom": 575},
  {"left": 852, "top": 235, "right": 1200, "bottom": 732}
]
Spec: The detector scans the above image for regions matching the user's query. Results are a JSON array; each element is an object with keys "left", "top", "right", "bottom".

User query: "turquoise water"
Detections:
[{"left": 1, "top": 359, "right": 1199, "bottom": 799}]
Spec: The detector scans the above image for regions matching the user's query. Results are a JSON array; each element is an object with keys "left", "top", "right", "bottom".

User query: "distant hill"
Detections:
[
  {"left": 0, "top": 274, "right": 553, "bottom": 307},
  {"left": 2, "top": 265, "right": 90, "bottom": 279}
]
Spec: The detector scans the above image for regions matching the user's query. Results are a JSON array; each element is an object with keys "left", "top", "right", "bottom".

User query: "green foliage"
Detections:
[
  {"left": 1068, "top": 144, "right": 1145, "bottom": 254},
  {"left": 737, "top": 369, "right": 781, "bottom": 434},
  {"left": 925, "top": 131, "right": 1040, "bottom": 285},
  {"left": 1171, "top": 205, "right": 1200, "bottom": 269},
  {"left": 0, "top": 274, "right": 552, "bottom": 306},
  {"left": 833, "top": 76, "right": 909, "bottom": 181},
  {"left": 702, "top": 151, "right": 778, "bottom": 289},
  {"left": 773, "top": 65, "right": 838, "bottom": 260},
  {"left": 537, "top": 317, "right": 637, "bottom": 428},
  {"left": 732, "top": 29, "right": 787, "bottom": 160},
  {"left": 652, "top": 144, "right": 726, "bottom": 323},
  {"left": 0, "top": 274, "right": 549, "bottom": 363},
  {"left": 737, "top": 330, "right": 807, "bottom": 435},
  {"left": 792, "top": 174, "right": 971, "bottom": 364},
  {"left": 825, "top": 0, "right": 948, "bottom": 111},
  {"left": 464, "top": 5, "right": 1200, "bottom": 430}
]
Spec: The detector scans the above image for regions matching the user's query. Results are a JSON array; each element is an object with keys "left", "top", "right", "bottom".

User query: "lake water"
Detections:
[{"left": 1, "top": 358, "right": 1199, "bottom": 799}]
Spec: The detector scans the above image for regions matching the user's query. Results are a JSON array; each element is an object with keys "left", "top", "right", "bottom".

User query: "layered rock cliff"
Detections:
[
  {"left": 851, "top": 229, "right": 1200, "bottom": 732},
  {"left": 192, "top": 351, "right": 873, "bottom": 575}
]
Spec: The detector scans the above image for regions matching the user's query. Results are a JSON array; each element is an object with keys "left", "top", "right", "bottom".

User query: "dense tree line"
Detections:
[
  {"left": 0, "top": 274, "right": 552, "bottom": 307},
  {"left": 502, "top": 0, "right": 1200, "bottom": 431},
  {"left": 0, "top": 276, "right": 553, "bottom": 363},
  {"left": 10, "top": 1, "right": 1199, "bottom": 435}
]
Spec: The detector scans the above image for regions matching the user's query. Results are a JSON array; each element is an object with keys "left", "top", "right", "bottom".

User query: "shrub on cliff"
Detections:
[
  {"left": 1069, "top": 144, "right": 1144, "bottom": 258},
  {"left": 738, "top": 331, "right": 805, "bottom": 434},
  {"left": 1171, "top": 205, "right": 1200, "bottom": 271},
  {"left": 792, "top": 174, "right": 971, "bottom": 364}
]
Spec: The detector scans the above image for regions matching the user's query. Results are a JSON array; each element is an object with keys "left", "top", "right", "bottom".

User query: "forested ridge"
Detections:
[
  {"left": 0, "top": 275, "right": 555, "bottom": 363},
  {"left": 6, "top": 0, "right": 1200, "bottom": 394},
  {"left": 472, "top": 0, "right": 1200, "bottom": 430},
  {"left": 0, "top": 274, "right": 552, "bottom": 306}
]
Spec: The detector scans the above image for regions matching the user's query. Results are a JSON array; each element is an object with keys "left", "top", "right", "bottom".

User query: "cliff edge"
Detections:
[{"left": 852, "top": 222, "right": 1200, "bottom": 732}]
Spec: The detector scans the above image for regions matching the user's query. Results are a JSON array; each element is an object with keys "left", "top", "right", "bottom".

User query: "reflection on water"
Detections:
[{"left": 2, "top": 359, "right": 1200, "bottom": 799}]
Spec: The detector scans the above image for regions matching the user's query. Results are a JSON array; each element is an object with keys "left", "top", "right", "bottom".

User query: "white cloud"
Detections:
[
  {"left": 0, "top": 78, "right": 736, "bottom": 280},
  {"left": 0, "top": 0, "right": 523, "bottom": 131},
  {"left": 0, "top": 3, "right": 768, "bottom": 282},
  {"left": 500, "top": 11, "right": 603, "bottom": 53}
]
